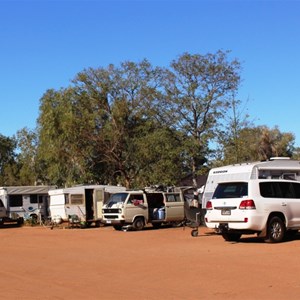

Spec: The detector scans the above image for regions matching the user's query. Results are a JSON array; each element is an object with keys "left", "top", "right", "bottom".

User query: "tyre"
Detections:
[
  {"left": 222, "top": 232, "right": 241, "bottom": 242},
  {"left": 265, "top": 216, "right": 286, "bottom": 243},
  {"left": 132, "top": 217, "right": 144, "bottom": 230},
  {"left": 191, "top": 229, "right": 198, "bottom": 237}
]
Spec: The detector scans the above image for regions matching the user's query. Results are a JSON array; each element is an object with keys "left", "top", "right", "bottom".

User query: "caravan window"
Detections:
[
  {"left": 70, "top": 194, "right": 84, "bottom": 205},
  {"left": 9, "top": 195, "right": 23, "bottom": 207}
]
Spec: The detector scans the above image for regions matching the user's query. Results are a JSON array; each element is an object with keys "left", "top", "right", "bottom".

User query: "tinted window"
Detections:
[
  {"left": 213, "top": 182, "right": 248, "bottom": 199},
  {"left": 260, "top": 182, "right": 300, "bottom": 198},
  {"left": 9, "top": 195, "right": 23, "bottom": 207}
]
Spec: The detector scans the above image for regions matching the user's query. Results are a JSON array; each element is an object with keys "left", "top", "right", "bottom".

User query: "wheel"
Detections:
[
  {"left": 132, "top": 217, "right": 144, "bottom": 230},
  {"left": 191, "top": 229, "right": 198, "bottom": 237},
  {"left": 113, "top": 225, "right": 123, "bottom": 231},
  {"left": 222, "top": 232, "right": 241, "bottom": 242},
  {"left": 265, "top": 216, "right": 286, "bottom": 243}
]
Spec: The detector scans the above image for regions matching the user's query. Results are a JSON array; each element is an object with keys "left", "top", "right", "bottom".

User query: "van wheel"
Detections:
[
  {"left": 191, "top": 229, "right": 198, "bottom": 237},
  {"left": 133, "top": 218, "right": 144, "bottom": 231},
  {"left": 265, "top": 216, "right": 286, "bottom": 243},
  {"left": 222, "top": 232, "right": 241, "bottom": 242}
]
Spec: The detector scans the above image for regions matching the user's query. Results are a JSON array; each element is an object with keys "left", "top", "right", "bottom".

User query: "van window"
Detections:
[
  {"left": 213, "top": 182, "right": 248, "bottom": 199},
  {"left": 165, "top": 193, "right": 181, "bottom": 202},
  {"left": 260, "top": 182, "right": 300, "bottom": 198},
  {"left": 9, "top": 195, "right": 23, "bottom": 207}
]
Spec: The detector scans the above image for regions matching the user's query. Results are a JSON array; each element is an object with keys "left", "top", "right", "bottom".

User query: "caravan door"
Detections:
[
  {"left": 94, "top": 188, "right": 105, "bottom": 220},
  {"left": 164, "top": 193, "right": 185, "bottom": 221}
]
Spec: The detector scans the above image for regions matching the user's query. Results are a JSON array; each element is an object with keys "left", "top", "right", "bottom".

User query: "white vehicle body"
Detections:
[
  {"left": 202, "top": 157, "right": 300, "bottom": 208},
  {"left": 102, "top": 189, "right": 191, "bottom": 231},
  {"left": 205, "top": 179, "right": 300, "bottom": 242},
  {"left": 48, "top": 185, "right": 126, "bottom": 225},
  {"left": 0, "top": 186, "right": 55, "bottom": 220}
]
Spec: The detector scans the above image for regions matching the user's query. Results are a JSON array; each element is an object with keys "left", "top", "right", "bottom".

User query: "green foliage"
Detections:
[{"left": 0, "top": 51, "right": 297, "bottom": 188}]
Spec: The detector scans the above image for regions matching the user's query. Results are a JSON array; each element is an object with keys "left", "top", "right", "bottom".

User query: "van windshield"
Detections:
[
  {"left": 213, "top": 182, "right": 248, "bottom": 199},
  {"left": 106, "top": 193, "right": 128, "bottom": 207}
]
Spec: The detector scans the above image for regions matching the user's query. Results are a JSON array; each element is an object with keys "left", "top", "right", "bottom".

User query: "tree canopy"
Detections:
[{"left": 0, "top": 51, "right": 297, "bottom": 188}]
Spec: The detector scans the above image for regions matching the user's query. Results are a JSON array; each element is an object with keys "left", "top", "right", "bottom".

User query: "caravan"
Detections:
[
  {"left": 0, "top": 186, "right": 55, "bottom": 221},
  {"left": 202, "top": 157, "right": 300, "bottom": 209},
  {"left": 48, "top": 185, "right": 126, "bottom": 226}
]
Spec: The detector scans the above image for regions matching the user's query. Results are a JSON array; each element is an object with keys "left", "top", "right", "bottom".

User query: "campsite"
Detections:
[{"left": 2, "top": 224, "right": 300, "bottom": 300}]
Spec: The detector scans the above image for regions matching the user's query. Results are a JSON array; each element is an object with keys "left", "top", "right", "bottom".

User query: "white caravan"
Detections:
[
  {"left": 202, "top": 157, "right": 300, "bottom": 208},
  {"left": 48, "top": 185, "right": 126, "bottom": 226},
  {"left": 0, "top": 186, "right": 55, "bottom": 220}
]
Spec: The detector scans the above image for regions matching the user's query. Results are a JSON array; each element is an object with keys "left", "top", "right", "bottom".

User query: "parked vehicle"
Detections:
[
  {"left": 48, "top": 185, "right": 126, "bottom": 227},
  {"left": 102, "top": 187, "right": 200, "bottom": 231},
  {"left": 0, "top": 198, "right": 23, "bottom": 227},
  {"left": 205, "top": 179, "right": 300, "bottom": 243},
  {"left": 0, "top": 186, "right": 55, "bottom": 221},
  {"left": 202, "top": 157, "right": 300, "bottom": 209}
]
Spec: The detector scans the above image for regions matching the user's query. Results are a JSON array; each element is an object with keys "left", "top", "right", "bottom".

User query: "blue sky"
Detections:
[{"left": 1, "top": 0, "right": 300, "bottom": 146}]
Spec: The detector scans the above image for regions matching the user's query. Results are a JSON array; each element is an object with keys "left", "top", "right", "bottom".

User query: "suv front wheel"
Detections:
[{"left": 265, "top": 216, "right": 286, "bottom": 243}]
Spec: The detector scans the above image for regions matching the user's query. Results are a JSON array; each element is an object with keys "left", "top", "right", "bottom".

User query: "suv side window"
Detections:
[{"left": 260, "top": 182, "right": 300, "bottom": 199}]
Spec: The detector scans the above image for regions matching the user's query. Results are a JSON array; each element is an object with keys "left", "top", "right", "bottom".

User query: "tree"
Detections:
[
  {"left": 217, "top": 125, "right": 295, "bottom": 164},
  {"left": 73, "top": 60, "right": 181, "bottom": 188},
  {"left": 15, "top": 127, "right": 39, "bottom": 185},
  {"left": 0, "top": 134, "right": 18, "bottom": 185},
  {"left": 161, "top": 51, "right": 241, "bottom": 186}
]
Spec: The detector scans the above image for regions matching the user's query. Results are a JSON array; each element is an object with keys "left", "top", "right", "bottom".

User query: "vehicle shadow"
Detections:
[{"left": 233, "top": 232, "right": 300, "bottom": 244}]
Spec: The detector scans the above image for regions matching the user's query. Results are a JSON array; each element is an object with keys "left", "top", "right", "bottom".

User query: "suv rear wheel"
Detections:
[{"left": 265, "top": 216, "right": 286, "bottom": 243}]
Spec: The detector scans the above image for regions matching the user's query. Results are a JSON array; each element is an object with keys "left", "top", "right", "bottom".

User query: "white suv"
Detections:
[{"left": 205, "top": 179, "right": 300, "bottom": 243}]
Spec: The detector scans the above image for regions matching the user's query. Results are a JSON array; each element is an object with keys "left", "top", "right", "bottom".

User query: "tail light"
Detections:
[
  {"left": 206, "top": 201, "right": 212, "bottom": 210},
  {"left": 239, "top": 199, "right": 256, "bottom": 210}
]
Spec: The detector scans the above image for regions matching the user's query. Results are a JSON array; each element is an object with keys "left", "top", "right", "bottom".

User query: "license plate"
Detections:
[
  {"left": 106, "top": 220, "right": 112, "bottom": 224},
  {"left": 221, "top": 209, "right": 231, "bottom": 215}
]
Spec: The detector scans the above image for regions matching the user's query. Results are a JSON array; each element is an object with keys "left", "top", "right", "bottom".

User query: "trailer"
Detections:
[
  {"left": 48, "top": 185, "right": 126, "bottom": 227},
  {"left": 202, "top": 157, "right": 300, "bottom": 209},
  {"left": 0, "top": 186, "right": 55, "bottom": 221}
]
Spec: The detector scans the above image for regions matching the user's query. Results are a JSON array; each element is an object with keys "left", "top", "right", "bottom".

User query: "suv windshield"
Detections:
[
  {"left": 107, "top": 193, "right": 128, "bottom": 207},
  {"left": 213, "top": 182, "right": 248, "bottom": 199}
]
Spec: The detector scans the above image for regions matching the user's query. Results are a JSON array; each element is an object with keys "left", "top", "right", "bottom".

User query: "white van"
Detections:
[
  {"left": 205, "top": 179, "right": 300, "bottom": 243},
  {"left": 102, "top": 189, "right": 192, "bottom": 231},
  {"left": 48, "top": 185, "right": 126, "bottom": 226},
  {"left": 202, "top": 157, "right": 300, "bottom": 209}
]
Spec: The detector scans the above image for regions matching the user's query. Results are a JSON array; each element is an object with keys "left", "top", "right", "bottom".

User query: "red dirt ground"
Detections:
[{"left": 1, "top": 224, "right": 300, "bottom": 300}]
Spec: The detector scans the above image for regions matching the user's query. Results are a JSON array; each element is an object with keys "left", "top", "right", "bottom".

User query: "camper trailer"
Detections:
[
  {"left": 48, "top": 185, "right": 126, "bottom": 226},
  {"left": 0, "top": 186, "right": 55, "bottom": 221},
  {"left": 202, "top": 157, "right": 300, "bottom": 209}
]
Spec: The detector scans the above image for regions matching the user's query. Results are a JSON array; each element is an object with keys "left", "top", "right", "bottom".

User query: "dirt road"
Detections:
[{"left": 1, "top": 224, "right": 300, "bottom": 299}]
